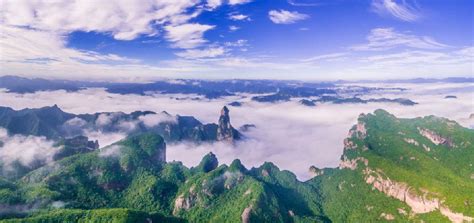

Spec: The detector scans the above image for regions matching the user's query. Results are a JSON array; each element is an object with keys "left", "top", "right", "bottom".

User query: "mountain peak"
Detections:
[
  {"left": 217, "top": 106, "right": 240, "bottom": 141},
  {"left": 42, "top": 104, "right": 63, "bottom": 113},
  {"left": 220, "top": 106, "right": 229, "bottom": 116},
  {"left": 198, "top": 152, "right": 218, "bottom": 173}
]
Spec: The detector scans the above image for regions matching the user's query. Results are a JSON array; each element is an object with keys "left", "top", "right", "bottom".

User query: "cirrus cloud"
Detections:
[
  {"left": 371, "top": 0, "right": 420, "bottom": 22},
  {"left": 350, "top": 27, "right": 449, "bottom": 51}
]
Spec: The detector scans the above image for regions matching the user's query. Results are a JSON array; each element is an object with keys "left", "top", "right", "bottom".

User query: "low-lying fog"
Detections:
[{"left": 0, "top": 82, "right": 472, "bottom": 180}]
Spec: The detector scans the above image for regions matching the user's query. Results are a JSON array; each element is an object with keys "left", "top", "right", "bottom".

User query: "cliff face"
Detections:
[
  {"left": 363, "top": 167, "right": 473, "bottom": 223},
  {"left": 216, "top": 106, "right": 240, "bottom": 141},
  {"left": 325, "top": 109, "right": 474, "bottom": 222}
]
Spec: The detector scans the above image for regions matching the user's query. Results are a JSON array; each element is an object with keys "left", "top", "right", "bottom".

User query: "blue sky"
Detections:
[{"left": 0, "top": 0, "right": 472, "bottom": 81}]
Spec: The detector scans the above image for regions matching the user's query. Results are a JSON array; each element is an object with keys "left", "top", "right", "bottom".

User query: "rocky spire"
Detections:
[{"left": 217, "top": 106, "right": 240, "bottom": 141}]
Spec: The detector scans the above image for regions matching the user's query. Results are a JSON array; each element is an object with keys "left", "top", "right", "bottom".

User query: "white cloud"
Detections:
[
  {"left": 95, "top": 113, "right": 115, "bottom": 127},
  {"left": 0, "top": 0, "right": 201, "bottom": 40},
  {"left": 229, "top": 0, "right": 252, "bottom": 5},
  {"left": 139, "top": 113, "right": 178, "bottom": 127},
  {"left": 175, "top": 47, "right": 226, "bottom": 59},
  {"left": 455, "top": 46, "right": 474, "bottom": 57},
  {"left": 229, "top": 25, "right": 240, "bottom": 32},
  {"left": 64, "top": 117, "right": 87, "bottom": 127},
  {"left": 84, "top": 130, "right": 127, "bottom": 148},
  {"left": 99, "top": 145, "right": 123, "bottom": 158},
  {"left": 229, "top": 14, "right": 251, "bottom": 21},
  {"left": 268, "top": 10, "right": 309, "bottom": 24},
  {"left": 165, "top": 23, "right": 215, "bottom": 49},
  {"left": 0, "top": 18, "right": 210, "bottom": 82},
  {"left": 0, "top": 128, "right": 58, "bottom": 170},
  {"left": 207, "top": 0, "right": 252, "bottom": 9},
  {"left": 117, "top": 120, "right": 139, "bottom": 132},
  {"left": 371, "top": 0, "right": 420, "bottom": 22},
  {"left": 165, "top": 80, "right": 185, "bottom": 85},
  {"left": 207, "top": 0, "right": 223, "bottom": 9},
  {"left": 0, "top": 0, "right": 224, "bottom": 80},
  {"left": 224, "top": 39, "right": 248, "bottom": 48},
  {"left": 351, "top": 28, "right": 449, "bottom": 51}
]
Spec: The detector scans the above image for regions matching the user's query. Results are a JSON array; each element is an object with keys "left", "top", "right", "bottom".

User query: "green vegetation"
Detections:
[{"left": 1, "top": 208, "right": 183, "bottom": 223}]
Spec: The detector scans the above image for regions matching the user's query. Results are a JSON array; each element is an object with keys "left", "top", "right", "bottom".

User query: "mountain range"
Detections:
[
  {"left": 0, "top": 76, "right": 423, "bottom": 106},
  {"left": 0, "top": 107, "right": 472, "bottom": 222},
  {"left": 0, "top": 105, "right": 241, "bottom": 144}
]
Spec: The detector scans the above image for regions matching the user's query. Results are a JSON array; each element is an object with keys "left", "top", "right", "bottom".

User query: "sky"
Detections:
[{"left": 0, "top": 0, "right": 473, "bottom": 81}]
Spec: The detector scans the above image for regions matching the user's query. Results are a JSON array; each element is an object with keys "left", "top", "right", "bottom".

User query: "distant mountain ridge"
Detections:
[
  {"left": 0, "top": 105, "right": 241, "bottom": 143},
  {"left": 5, "top": 75, "right": 466, "bottom": 104},
  {"left": 0, "top": 75, "right": 335, "bottom": 99},
  {"left": 5, "top": 75, "right": 463, "bottom": 106},
  {"left": 1, "top": 75, "right": 471, "bottom": 94}
]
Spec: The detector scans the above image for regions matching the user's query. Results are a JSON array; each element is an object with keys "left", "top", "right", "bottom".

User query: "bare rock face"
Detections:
[
  {"left": 355, "top": 122, "right": 367, "bottom": 138},
  {"left": 309, "top": 166, "right": 324, "bottom": 177},
  {"left": 343, "top": 138, "right": 357, "bottom": 150},
  {"left": 418, "top": 127, "right": 455, "bottom": 148},
  {"left": 244, "top": 189, "right": 252, "bottom": 196},
  {"left": 364, "top": 168, "right": 473, "bottom": 222},
  {"left": 217, "top": 106, "right": 240, "bottom": 141},
  {"left": 364, "top": 168, "right": 439, "bottom": 213},
  {"left": 440, "top": 207, "right": 474, "bottom": 223},
  {"left": 241, "top": 205, "right": 253, "bottom": 223},
  {"left": 173, "top": 186, "right": 197, "bottom": 215},
  {"left": 422, "top": 144, "right": 431, "bottom": 152},
  {"left": 339, "top": 156, "right": 368, "bottom": 170},
  {"left": 380, "top": 213, "right": 395, "bottom": 221},
  {"left": 348, "top": 118, "right": 367, "bottom": 139},
  {"left": 404, "top": 138, "right": 419, "bottom": 146},
  {"left": 173, "top": 194, "right": 191, "bottom": 215}
]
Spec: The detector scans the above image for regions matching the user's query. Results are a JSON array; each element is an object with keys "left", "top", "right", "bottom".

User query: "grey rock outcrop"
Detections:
[{"left": 217, "top": 106, "right": 240, "bottom": 141}]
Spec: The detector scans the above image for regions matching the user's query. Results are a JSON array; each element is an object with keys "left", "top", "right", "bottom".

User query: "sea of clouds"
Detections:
[{"left": 0, "top": 82, "right": 472, "bottom": 180}]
